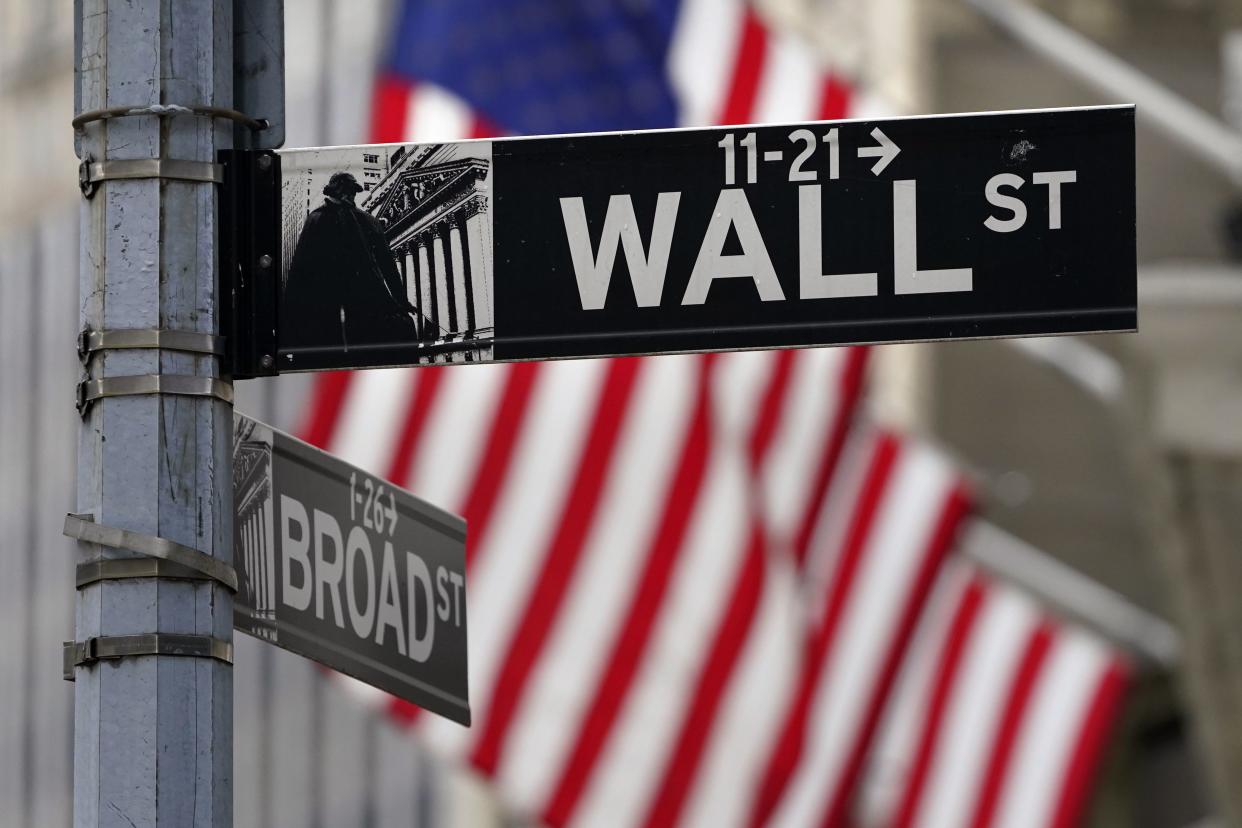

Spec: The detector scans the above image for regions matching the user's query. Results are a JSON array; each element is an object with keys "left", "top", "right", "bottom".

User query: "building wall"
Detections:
[
  {"left": 922, "top": 2, "right": 1232, "bottom": 824},
  {"left": 0, "top": 210, "right": 78, "bottom": 828}
]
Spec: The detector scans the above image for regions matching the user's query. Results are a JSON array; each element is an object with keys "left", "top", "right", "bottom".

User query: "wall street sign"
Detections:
[
  {"left": 232, "top": 412, "right": 469, "bottom": 725},
  {"left": 224, "top": 105, "right": 1136, "bottom": 377}
]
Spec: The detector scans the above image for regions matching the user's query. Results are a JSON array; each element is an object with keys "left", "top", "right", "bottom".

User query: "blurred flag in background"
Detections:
[
  {"left": 856, "top": 559, "right": 1130, "bottom": 828},
  {"left": 298, "top": 1, "right": 1129, "bottom": 825}
]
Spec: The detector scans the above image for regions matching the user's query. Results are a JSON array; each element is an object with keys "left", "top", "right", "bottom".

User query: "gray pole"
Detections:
[{"left": 74, "top": 2, "right": 233, "bottom": 825}]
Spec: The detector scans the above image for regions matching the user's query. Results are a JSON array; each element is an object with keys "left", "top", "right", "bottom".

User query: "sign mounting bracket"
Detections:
[{"left": 220, "top": 149, "right": 281, "bottom": 379}]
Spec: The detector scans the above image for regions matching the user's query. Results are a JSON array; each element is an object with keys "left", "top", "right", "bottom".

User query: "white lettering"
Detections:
[
  {"left": 683, "top": 189, "right": 784, "bottom": 305},
  {"left": 450, "top": 571, "right": 465, "bottom": 627},
  {"left": 375, "top": 541, "right": 406, "bottom": 655},
  {"left": 984, "top": 173, "right": 1027, "bottom": 233},
  {"left": 893, "top": 179, "right": 972, "bottom": 295},
  {"left": 279, "top": 495, "right": 312, "bottom": 611},
  {"left": 312, "top": 509, "right": 346, "bottom": 628},
  {"left": 560, "top": 193, "right": 681, "bottom": 310},
  {"left": 1033, "top": 170, "right": 1076, "bottom": 229},
  {"left": 345, "top": 526, "right": 376, "bottom": 639},
  {"left": 406, "top": 552, "right": 435, "bottom": 663},
  {"left": 436, "top": 567, "right": 451, "bottom": 623},
  {"left": 799, "top": 185, "right": 877, "bottom": 299}
]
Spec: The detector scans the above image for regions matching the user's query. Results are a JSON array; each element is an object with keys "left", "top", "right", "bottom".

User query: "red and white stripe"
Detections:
[
  {"left": 750, "top": 426, "right": 970, "bottom": 828},
  {"left": 370, "top": 76, "right": 498, "bottom": 145},
  {"left": 303, "top": 3, "right": 1125, "bottom": 826},
  {"left": 319, "top": 4, "right": 895, "bottom": 824},
  {"left": 669, "top": 0, "right": 854, "bottom": 127},
  {"left": 306, "top": 347, "right": 874, "bottom": 825},
  {"left": 856, "top": 559, "right": 1130, "bottom": 828}
]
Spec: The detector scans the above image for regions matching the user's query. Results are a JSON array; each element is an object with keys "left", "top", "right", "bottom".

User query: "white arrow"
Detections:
[{"left": 857, "top": 127, "right": 900, "bottom": 176}]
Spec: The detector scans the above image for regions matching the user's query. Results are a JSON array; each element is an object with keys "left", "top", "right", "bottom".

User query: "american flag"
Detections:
[
  {"left": 856, "top": 559, "right": 1130, "bottom": 828},
  {"left": 300, "top": 1, "right": 1129, "bottom": 825}
]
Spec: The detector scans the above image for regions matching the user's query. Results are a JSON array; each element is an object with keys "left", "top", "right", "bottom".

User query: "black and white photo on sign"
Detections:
[
  {"left": 279, "top": 142, "right": 494, "bottom": 364},
  {"left": 233, "top": 415, "right": 278, "bottom": 643}
]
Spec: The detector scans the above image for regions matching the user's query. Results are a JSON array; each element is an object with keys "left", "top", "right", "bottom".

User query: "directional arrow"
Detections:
[{"left": 857, "top": 127, "right": 901, "bottom": 176}]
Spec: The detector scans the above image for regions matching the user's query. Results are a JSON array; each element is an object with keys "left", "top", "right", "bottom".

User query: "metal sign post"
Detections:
[
  {"left": 232, "top": 412, "right": 469, "bottom": 725},
  {"left": 232, "top": 0, "right": 286, "bottom": 150},
  {"left": 71, "top": 1, "right": 238, "bottom": 824},
  {"left": 224, "top": 105, "right": 1136, "bottom": 378}
]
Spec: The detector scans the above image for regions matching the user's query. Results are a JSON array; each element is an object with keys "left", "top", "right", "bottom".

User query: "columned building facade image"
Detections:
[
  {"left": 233, "top": 423, "right": 278, "bottom": 642},
  {"left": 364, "top": 144, "right": 494, "bottom": 363}
]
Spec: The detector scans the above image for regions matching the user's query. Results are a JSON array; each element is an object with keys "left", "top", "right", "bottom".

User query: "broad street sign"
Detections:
[
  {"left": 224, "top": 105, "right": 1135, "bottom": 377},
  {"left": 232, "top": 412, "right": 469, "bottom": 725}
]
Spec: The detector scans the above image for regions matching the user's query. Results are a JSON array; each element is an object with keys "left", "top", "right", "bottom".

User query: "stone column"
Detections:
[
  {"left": 243, "top": 519, "right": 255, "bottom": 609},
  {"left": 418, "top": 238, "right": 436, "bottom": 337},
  {"left": 449, "top": 212, "right": 473, "bottom": 333},
  {"left": 395, "top": 245, "right": 408, "bottom": 297},
  {"left": 465, "top": 198, "right": 492, "bottom": 331},
  {"left": 403, "top": 246, "right": 421, "bottom": 338},
  {"left": 263, "top": 495, "right": 276, "bottom": 615},
  {"left": 254, "top": 504, "right": 266, "bottom": 616},
  {"left": 243, "top": 515, "right": 254, "bottom": 612},
  {"left": 251, "top": 515, "right": 263, "bottom": 614},
  {"left": 432, "top": 225, "right": 456, "bottom": 333}
]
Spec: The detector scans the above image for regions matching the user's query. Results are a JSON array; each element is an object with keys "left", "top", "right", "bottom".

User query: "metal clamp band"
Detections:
[
  {"left": 76, "top": 558, "right": 213, "bottom": 589},
  {"left": 79, "top": 157, "right": 224, "bottom": 198},
  {"left": 76, "top": 374, "right": 234, "bottom": 415},
  {"left": 64, "top": 513, "right": 238, "bottom": 593},
  {"left": 72, "top": 104, "right": 269, "bottom": 133},
  {"left": 78, "top": 328, "right": 226, "bottom": 364},
  {"left": 64, "top": 634, "right": 233, "bottom": 681}
]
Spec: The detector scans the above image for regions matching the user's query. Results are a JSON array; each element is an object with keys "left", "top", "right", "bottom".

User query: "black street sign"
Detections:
[
  {"left": 225, "top": 105, "right": 1135, "bottom": 377},
  {"left": 232, "top": 412, "right": 469, "bottom": 725}
]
